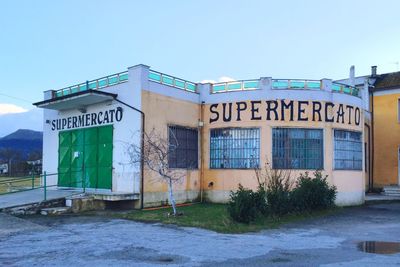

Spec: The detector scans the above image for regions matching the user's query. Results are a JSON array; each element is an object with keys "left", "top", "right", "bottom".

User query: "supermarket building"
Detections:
[{"left": 34, "top": 64, "right": 369, "bottom": 207}]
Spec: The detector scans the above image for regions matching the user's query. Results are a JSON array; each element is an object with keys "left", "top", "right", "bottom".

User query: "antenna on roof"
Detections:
[{"left": 391, "top": 61, "right": 399, "bottom": 71}]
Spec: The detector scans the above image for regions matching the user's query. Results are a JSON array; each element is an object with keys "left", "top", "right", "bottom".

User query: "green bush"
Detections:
[
  {"left": 264, "top": 170, "right": 293, "bottom": 216},
  {"left": 265, "top": 185, "right": 292, "bottom": 216},
  {"left": 228, "top": 170, "right": 337, "bottom": 223},
  {"left": 291, "top": 171, "right": 337, "bottom": 212},
  {"left": 253, "top": 186, "right": 268, "bottom": 215},
  {"left": 227, "top": 184, "right": 266, "bottom": 223}
]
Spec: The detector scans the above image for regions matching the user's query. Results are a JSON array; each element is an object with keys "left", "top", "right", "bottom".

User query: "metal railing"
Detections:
[
  {"left": 209, "top": 78, "right": 361, "bottom": 98},
  {"left": 148, "top": 69, "right": 197, "bottom": 93},
  {"left": 212, "top": 79, "right": 259, "bottom": 93},
  {"left": 210, "top": 79, "right": 321, "bottom": 94},
  {"left": 0, "top": 174, "right": 40, "bottom": 195},
  {"left": 0, "top": 171, "right": 86, "bottom": 201},
  {"left": 49, "top": 68, "right": 361, "bottom": 99},
  {"left": 53, "top": 71, "right": 129, "bottom": 98},
  {"left": 272, "top": 79, "right": 322, "bottom": 90},
  {"left": 332, "top": 82, "right": 360, "bottom": 97}
]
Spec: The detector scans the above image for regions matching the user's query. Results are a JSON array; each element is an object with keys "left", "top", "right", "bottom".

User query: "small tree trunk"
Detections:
[{"left": 168, "top": 179, "right": 177, "bottom": 216}]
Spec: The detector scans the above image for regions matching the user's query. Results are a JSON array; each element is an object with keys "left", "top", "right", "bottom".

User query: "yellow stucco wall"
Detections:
[
  {"left": 141, "top": 90, "right": 201, "bottom": 206},
  {"left": 141, "top": 91, "right": 365, "bottom": 206},
  {"left": 373, "top": 93, "right": 400, "bottom": 187},
  {"left": 202, "top": 100, "right": 365, "bottom": 205}
]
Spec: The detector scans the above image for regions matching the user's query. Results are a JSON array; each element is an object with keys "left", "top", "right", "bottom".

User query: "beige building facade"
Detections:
[{"left": 35, "top": 64, "right": 369, "bottom": 207}]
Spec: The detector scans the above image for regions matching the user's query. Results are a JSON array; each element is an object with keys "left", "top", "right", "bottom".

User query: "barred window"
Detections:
[
  {"left": 273, "top": 128, "right": 323, "bottom": 169},
  {"left": 334, "top": 130, "right": 362, "bottom": 170},
  {"left": 168, "top": 126, "right": 198, "bottom": 169},
  {"left": 210, "top": 128, "right": 260, "bottom": 169}
]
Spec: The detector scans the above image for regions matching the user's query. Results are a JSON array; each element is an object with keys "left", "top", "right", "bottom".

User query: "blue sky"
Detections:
[{"left": 0, "top": 0, "right": 400, "bottom": 113}]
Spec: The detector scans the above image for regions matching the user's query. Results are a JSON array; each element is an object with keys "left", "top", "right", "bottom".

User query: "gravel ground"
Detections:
[{"left": 0, "top": 203, "right": 400, "bottom": 266}]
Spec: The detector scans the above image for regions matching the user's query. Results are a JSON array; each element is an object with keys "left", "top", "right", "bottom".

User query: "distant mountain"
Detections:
[
  {"left": 0, "top": 129, "right": 43, "bottom": 160},
  {"left": 0, "top": 108, "right": 42, "bottom": 138},
  {"left": 1, "top": 129, "right": 43, "bottom": 141}
]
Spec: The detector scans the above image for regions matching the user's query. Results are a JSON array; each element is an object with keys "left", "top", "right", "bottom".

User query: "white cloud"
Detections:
[
  {"left": 218, "top": 76, "right": 236, "bottom": 83},
  {"left": 0, "top": 103, "right": 28, "bottom": 115},
  {"left": 200, "top": 76, "right": 236, "bottom": 84},
  {"left": 199, "top": 79, "right": 217, "bottom": 84}
]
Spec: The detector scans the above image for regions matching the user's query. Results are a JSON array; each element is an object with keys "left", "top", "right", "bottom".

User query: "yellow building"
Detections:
[
  {"left": 337, "top": 66, "right": 400, "bottom": 195},
  {"left": 370, "top": 71, "right": 400, "bottom": 190},
  {"left": 35, "top": 64, "right": 369, "bottom": 207}
]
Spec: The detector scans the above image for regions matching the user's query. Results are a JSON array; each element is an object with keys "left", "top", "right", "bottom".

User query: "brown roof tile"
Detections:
[{"left": 374, "top": 72, "right": 400, "bottom": 90}]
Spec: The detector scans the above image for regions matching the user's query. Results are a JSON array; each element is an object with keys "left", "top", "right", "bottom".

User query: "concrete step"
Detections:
[
  {"left": 2, "top": 198, "right": 66, "bottom": 215},
  {"left": 384, "top": 186, "right": 400, "bottom": 189},
  {"left": 65, "top": 195, "right": 106, "bottom": 213},
  {"left": 384, "top": 189, "right": 400, "bottom": 192},
  {"left": 383, "top": 186, "right": 400, "bottom": 196},
  {"left": 7, "top": 205, "right": 39, "bottom": 216},
  {"left": 40, "top": 206, "right": 71, "bottom": 216},
  {"left": 384, "top": 194, "right": 400, "bottom": 197},
  {"left": 365, "top": 193, "right": 400, "bottom": 203},
  {"left": 384, "top": 192, "right": 400, "bottom": 196},
  {"left": 384, "top": 188, "right": 400, "bottom": 192},
  {"left": 64, "top": 192, "right": 139, "bottom": 212}
]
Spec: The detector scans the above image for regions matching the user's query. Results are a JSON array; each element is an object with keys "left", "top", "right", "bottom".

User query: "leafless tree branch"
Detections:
[{"left": 125, "top": 128, "right": 184, "bottom": 215}]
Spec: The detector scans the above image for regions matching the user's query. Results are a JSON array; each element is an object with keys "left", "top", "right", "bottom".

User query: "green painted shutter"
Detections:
[
  {"left": 58, "top": 131, "right": 71, "bottom": 187},
  {"left": 97, "top": 125, "right": 113, "bottom": 189},
  {"left": 84, "top": 127, "right": 98, "bottom": 188},
  {"left": 70, "top": 129, "right": 84, "bottom": 188},
  {"left": 58, "top": 125, "right": 113, "bottom": 190}
]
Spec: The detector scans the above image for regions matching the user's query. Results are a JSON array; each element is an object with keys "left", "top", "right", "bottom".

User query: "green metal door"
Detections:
[
  {"left": 83, "top": 127, "right": 97, "bottom": 188},
  {"left": 58, "top": 131, "right": 72, "bottom": 187},
  {"left": 97, "top": 125, "right": 113, "bottom": 189},
  {"left": 58, "top": 125, "right": 113, "bottom": 189},
  {"left": 71, "top": 129, "right": 84, "bottom": 188}
]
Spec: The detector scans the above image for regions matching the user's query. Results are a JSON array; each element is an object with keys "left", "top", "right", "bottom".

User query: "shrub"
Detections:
[
  {"left": 229, "top": 169, "right": 337, "bottom": 223},
  {"left": 254, "top": 186, "right": 268, "bottom": 215},
  {"left": 227, "top": 184, "right": 266, "bottom": 223},
  {"left": 291, "top": 171, "right": 337, "bottom": 212},
  {"left": 254, "top": 162, "right": 294, "bottom": 217},
  {"left": 264, "top": 168, "right": 293, "bottom": 216}
]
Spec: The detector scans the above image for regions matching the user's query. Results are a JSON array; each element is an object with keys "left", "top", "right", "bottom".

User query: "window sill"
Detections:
[
  {"left": 209, "top": 168, "right": 260, "bottom": 170},
  {"left": 168, "top": 168, "right": 199, "bottom": 170},
  {"left": 333, "top": 169, "right": 363, "bottom": 172}
]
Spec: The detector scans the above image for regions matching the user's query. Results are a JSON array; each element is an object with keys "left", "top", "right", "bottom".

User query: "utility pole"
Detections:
[{"left": 8, "top": 159, "right": 11, "bottom": 177}]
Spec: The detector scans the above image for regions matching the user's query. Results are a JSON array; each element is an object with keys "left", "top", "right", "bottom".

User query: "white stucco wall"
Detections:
[{"left": 42, "top": 66, "right": 143, "bottom": 193}]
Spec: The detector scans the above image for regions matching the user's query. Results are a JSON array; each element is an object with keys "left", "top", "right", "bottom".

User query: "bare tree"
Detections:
[
  {"left": 126, "top": 129, "right": 184, "bottom": 216},
  {"left": 254, "top": 160, "right": 294, "bottom": 192}
]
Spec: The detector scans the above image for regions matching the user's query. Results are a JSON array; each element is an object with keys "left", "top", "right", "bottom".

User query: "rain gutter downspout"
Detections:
[
  {"left": 364, "top": 123, "right": 372, "bottom": 191},
  {"left": 370, "top": 89, "right": 375, "bottom": 190},
  {"left": 114, "top": 98, "right": 145, "bottom": 209},
  {"left": 200, "top": 101, "right": 205, "bottom": 202}
]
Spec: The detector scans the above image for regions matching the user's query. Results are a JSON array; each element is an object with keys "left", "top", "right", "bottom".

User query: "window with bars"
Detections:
[
  {"left": 168, "top": 125, "right": 198, "bottom": 169},
  {"left": 273, "top": 128, "right": 323, "bottom": 169},
  {"left": 334, "top": 130, "right": 362, "bottom": 170},
  {"left": 210, "top": 128, "right": 260, "bottom": 169}
]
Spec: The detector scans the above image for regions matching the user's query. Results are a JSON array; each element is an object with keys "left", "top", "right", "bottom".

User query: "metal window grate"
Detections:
[
  {"left": 272, "top": 128, "right": 323, "bottom": 169},
  {"left": 334, "top": 130, "right": 362, "bottom": 170},
  {"left": 168, "top": 126, "right": 198, "bottom": 169},
  {"left": 210, "top": 128, "right": 260, "bottom": 169}
]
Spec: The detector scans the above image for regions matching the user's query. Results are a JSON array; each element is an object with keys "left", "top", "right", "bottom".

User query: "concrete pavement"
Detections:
[
  {"left": 0, "top": 188, "right": 81, "bottom": 210},
  {"left": 0, "top": 203, "right": 399, "bottom": 266}
]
